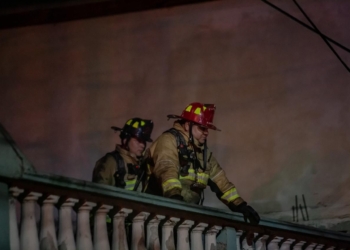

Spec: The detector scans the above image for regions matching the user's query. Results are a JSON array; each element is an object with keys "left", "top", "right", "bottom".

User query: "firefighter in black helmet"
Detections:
[{"left": 92, "top": 118, "right": 153, "bottom": 191}]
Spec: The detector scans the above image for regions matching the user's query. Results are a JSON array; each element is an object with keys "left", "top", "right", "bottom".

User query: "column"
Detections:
[
  {"left": 39, "top": 195, "right": 59, "bottom": 250},
  {"left": 146, "top": 215, "right": 165, "bottom": 250},
  {"left": 161, "top": 217, "right": 179, "bottom": 250},
  {"left": 94, "top": 204, "right": 113, "bottom": 250},
  {"left": 76, "top": 202, "right": 96, "bottom": 250},
  {"left": 112, "top": 208, "right": 132, "bottom": 250},
  {"left": 20, "top": 192, "right": 42, "bottom": 250},
  {"left": 241, "top": 231, "right": 254, "bottom": 250},
  {"left": 293, "top": 241, "right": 306, "bottom": 250},
  {"left": 191, "top": 222, "right": 208, "bottom": 250},
  {"left": 131, "top": 212, "right": 149, "bottom": 250},
  {"left": 304, "top": 243, "right": 317, "bottom": 250},
  {"left": 205, "top": 225, "right": 222, "bottom": 250},
  {"left": 176, "top": 220, "right": 194, "bottom": 250},
  {"left": 9, "top": 187, "right": 23, "bottom": 250},
  {"left": 58, "top": 198, "right": 78, "bottom": 250},
  {"left": 254, "top": 235, "right": 269, "bottom": 250},
  {"left": 280, "top": 239, "right": 295, "bottom": 250},
  {"left": 267, "top": 237, "right": 283, "bottom": 250}
]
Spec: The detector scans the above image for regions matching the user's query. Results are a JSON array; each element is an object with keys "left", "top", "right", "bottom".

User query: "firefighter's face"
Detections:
[
  {"left": 128, "top": 137, "right": 146, "bottom": 157},
  {"left": 185, "top": 122, "right": 209, "bottom": 144}
]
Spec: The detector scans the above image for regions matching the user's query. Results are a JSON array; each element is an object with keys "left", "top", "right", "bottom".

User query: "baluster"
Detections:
[
  {"left": 216, "top": 227, "right": 238, "bottom": 250},
  {"left": 191, "top": 222, "right": 208, "bottom": 250},
  {"left": 205, "top": 225, "right": 222, "bottom": 250},
  {"left": 131, "top": 212, "right": 149, "bottom": 250},
  {"left": 254, "top": 235, "right": 269, "bottom": 250},
  {"left": 292, "top": 241, "right": 306, "bottom": 250},
  {"left": 76, "top": 202, "right": 96, "bottom": 250},
  {"left": 267, "top": 236, "right": 283, "bottom": 250},
  {"left": 57, "top": 198, "right": 78, "bottom": 250},
  {"left": 39, "top": 195, "right": 59, "bottom": 250},
  {"left": 304, "top": 243, "right": 317, "bottom": 250},
  {"left": 161, "top": 217, "right": 179, "bottom": 250},
  {"left": 176, "top": 220, "right": 194, "bottom": 250},
  {"left": 94, "top": 204, "right": 113, "bottom": 250},
  {"left": 280, "top": 239, "right": 295, "bottom": 250},
  {"left": 314, "top": 244, "right": 324, "bottom": 250},
  {"left": 9, "top": 187, "right": 23, "bottom": 250},
  {"left": 241, "top": 231, "right": 254, "bottom": 250},
  {"left": 20, "top": 192, "right": 42, "bottom": 250},
  {"left": 112, "top": 208, "right": 132, "bottom": 250},
  {"left": 146, "top": 215, "right": 165, "bottom": 250},
  {"left": 236, "top": 230, "right": 244, "bottom": 250}
]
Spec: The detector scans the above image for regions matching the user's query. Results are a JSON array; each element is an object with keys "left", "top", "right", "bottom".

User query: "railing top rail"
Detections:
[{"left": 2, "top": 172, "right": 350, "bottom": 247}]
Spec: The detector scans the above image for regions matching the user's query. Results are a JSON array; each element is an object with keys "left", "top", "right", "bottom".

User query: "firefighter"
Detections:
[
  {"left": 146, "top": 102, "right": 260, "bottom": 224},
  {"left": 92, "top": 117, "right": 153, "bottom": 192}
]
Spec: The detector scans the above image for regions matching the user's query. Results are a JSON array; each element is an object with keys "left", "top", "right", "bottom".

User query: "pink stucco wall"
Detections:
[{"left": 1, "top": 0, "right": 349, "bottom": 230}]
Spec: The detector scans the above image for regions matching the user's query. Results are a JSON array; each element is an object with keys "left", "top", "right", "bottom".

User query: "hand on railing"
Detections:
[{"left": 229, "top": 202, "right": 260, "bottom": 225}]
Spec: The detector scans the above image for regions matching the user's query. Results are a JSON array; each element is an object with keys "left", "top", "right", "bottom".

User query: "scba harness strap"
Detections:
[
  {"left": 163, "top": 129, "right": 241, "bottom": 206},
  {"left": 107, "top": 151, "right": 143, "bottom": 191},
  {"left": 164, "top": 128, "right": 212, "bottom": 205},
  {"left": 164, "top": 128, "right": 211, "bottom": 173}
]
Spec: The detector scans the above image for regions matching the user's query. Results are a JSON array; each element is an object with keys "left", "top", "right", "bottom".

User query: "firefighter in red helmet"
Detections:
[{"left": 146, "top": 103, "right": 260, "bottom": 224}]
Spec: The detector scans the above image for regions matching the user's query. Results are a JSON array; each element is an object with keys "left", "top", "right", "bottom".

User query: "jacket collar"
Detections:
[
  {"left": 115, "top": 144, "right": 139, "bottom": 161},
  {"left": 173, "top": 121, "right": 204, "bottom": 149}
]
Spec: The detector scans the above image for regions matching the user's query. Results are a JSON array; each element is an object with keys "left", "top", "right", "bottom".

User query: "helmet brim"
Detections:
[
  {"left": 167, "top": 115, "right": 221, "bottom": 131},
  {"left": 111, "top": 126, "right": 122, "bottom": 131}
]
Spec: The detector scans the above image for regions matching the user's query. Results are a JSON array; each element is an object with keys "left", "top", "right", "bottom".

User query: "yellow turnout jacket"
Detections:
[
  {"left": 92, "top": 145, "right": 146, "bottom": 191},
  {"left": 147, "top": 122, "right": 244, "bottom": 206}
]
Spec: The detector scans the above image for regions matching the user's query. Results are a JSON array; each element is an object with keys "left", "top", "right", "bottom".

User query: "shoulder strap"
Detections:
[
  {"left": 163, "top": 128, "right": 187, "bottom": 148},
  {"left": 163, "top": 128, "right": 194, "bottom": 175},
  {"left": 107, "top": 150, "right": 126, "bottom": 188}
]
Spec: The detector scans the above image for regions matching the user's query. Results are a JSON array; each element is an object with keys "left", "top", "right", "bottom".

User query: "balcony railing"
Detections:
[
  {"left": 1, "top": 171, "right": 350, "bottom": 250},
  {"left": 1, "top": 123, "right": 350, "bottom": 250}
]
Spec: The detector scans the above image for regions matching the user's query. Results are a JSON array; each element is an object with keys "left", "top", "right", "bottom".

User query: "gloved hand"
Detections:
[
  {"left": 169, "top": 194, "right": 184, "bottom": 201},
  {"left": 229, "top": 202, "right": 260, "bottom": 225}
]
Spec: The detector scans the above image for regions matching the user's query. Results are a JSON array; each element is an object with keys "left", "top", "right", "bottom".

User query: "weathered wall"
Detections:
[{"left": 0, "top": 0, "right": 349, "bottom": 230}]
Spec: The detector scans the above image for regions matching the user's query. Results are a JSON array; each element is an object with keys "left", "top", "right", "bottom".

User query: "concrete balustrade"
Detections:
[
  {"left": 204, "top": 225, "right": 222, "bottom": 250},
  {"left": 235, "top": 230, "right": 242, "bottom": 250},
  {"left": 39, "top": 195, "right": 59, "bottom": 250},
  {"left": 9, "top": 187, "right": 23, "bottom": 250},
  {"left": 293, "top": 241, "right": 306, "bottom": 250},
  {"left": 279, "top": 239, "right": 295, "bottom": 250},
  {"left": 240, "top": 231, "right": 255, "bottom": 250},
  {"left": 161, "top": 217, "right": 180, "bottom": 250},
  {"left": 112, "top": 208, "right": 132, "bottom": 250},
  {"left": 76, "top": 201, "right": 96, "bottom": 250},
  {"left": 94, "top": 204, "right": 113, "bottom": 250},
  {"left": 191, "top": 222, "right": 208, "bottom": 250},
  {"left": 314, "top": 244, "right": 324, "bottom": 250},
  {"left": 3, "top": 173, "right": 350, "bottom": 250},
  {"left": 267, "top": 237, "right": 283, "bottom": 250},
  {"left": 58, "top": 198, "right": 78, "bottom": 250},
  {"left": 20, "top": 192, "right": 42, "bottom": 250},
  {"left": 255, "top": 235, "right": 269, "bottom": 250},
  {"left": 177, "top": 220, "right": 194, "bottom": 250},
  {"left": 304, "top": 243, "right": 317, "bottom": 250},
  {"left": 146, "top": 215, "right": 165, "bottom": 250},
  {"left": 131, "top": 212, "right": 149, "bottom": 250}
]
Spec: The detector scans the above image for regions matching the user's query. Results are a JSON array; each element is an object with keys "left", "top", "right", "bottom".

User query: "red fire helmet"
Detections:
[{"left": 167, "top": 102, "right": 221, "bottom": 131}]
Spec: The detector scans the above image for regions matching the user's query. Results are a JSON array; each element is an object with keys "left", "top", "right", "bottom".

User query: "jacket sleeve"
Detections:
[
  {"left": 92, "top": 155, "right": 117, "bottom": 186},
  {"left": 208, "top": 154, "right": 245, "bottom": 206},
  {"left": 152, "top": 133, "right": 182, "bottom": 197}
]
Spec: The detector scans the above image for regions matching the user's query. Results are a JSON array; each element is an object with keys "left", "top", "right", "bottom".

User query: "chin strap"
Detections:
[
  {"left": 188, "top": 122, "right": 197, "bottom": 170},
  {"left": 121, "top": 137, "right": 130, "bottom": 151},
  {"left": 203, "top": 139, "right": 207, "bottom": 171}
]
